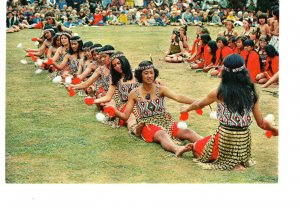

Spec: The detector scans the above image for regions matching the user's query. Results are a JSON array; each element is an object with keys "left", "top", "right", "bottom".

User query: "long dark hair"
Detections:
[
  {"left": 110, "top": 52, "right": 133, "bottom": 86},
  {"left": 200, "top": 34, "right": 211, "bottom": 54},
  {"left": 69, "top": 36, "right": 83, "bottom": 55},
  {"left": 217, "top": 54, "right": 258, "bottom": 115},
  {"left": 265, "top": 44, "right": 279, "bottom": 57},
  {"left": 208, "top": 40, "right": 218, "bottom": 64},
  {"left": 51, "top": 33, "right": 61, "bottom": 47}
]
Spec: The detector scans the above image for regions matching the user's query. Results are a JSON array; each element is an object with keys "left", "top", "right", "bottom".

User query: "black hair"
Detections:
[
  {"left": 51, "top": 33, "right": 61, "bottom": 47},
  {"left": 90, "top": 43, "right": 103, "bottom": 54},
  {"left": 264, "top": 44, "right": 279, "bottom": 57},
  {"left": 69, "top": 36, "right": 83, "bottom": 55},
  {"left": 83, "top": 41, "right": 93, "bottom": 50},
  {"left": 218, "top": 54, "right": 258, "bottom": 114},
  {"left": 59, "top": 31, "right": 71, "bottom": 47},
  {"left": 216, "top": 36, "right": 228, "bottom": 46},
  {"left": 272, "top": 7, "right": 279, "bottom": 20},
  {"left": 258, "top": 13, "right": 268, "bottom": 23},
  {"left": 172, "top": 28, "right": 181, "bottom": 43},
  {"left": 43, "top": 26, "right": 56, "bottom": 37},
  {"left": 110, "top": 52, "right": 133, "bottom": 86},
  {"left": 208, "top": 40, "right": 218, "bottom": 64},
  {"left": 229, "top": 36, "right": 236, "bottom": 43},
  {"left": 180, "top": 25, "right": 188, "bottom": 36},
  {"left": 200, "top": 34, "right": 211, "bottom": 45},
  {"left": 243, "top": 39, "right": 255, "bottom": 47},
  {"left": 99, "top": 45, "right": 115, "bottom": 56},
  {"left": 134, "top": 61, "right": 159, "bottom": 83}
]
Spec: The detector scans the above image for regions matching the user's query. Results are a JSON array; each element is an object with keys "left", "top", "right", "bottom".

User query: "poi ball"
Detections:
[
  {"left": 35, "top": 69, "right": 43, "bottom": 74},
  {"left": 36, "top": 59, "right": 43, "bottom": 66},
  {"left": 52, "top": 76, "right": 63, "bottom": 84},
  {"left": 96, "top": 112, "right": 106, "bottom": 123},
  {"left": 264, "top": 114, "right": 275, "bottom": 125},
  {"left": 20, "top": 59, "right": 28, "bottom": 64},
  {"left": 195, "top": 109, "right": 203, "bottom": 115},
  {"left": 65, "top": 76, "right": 72, "bottom": 85},
  {"left": 73, "top": 33, "right": 79, "bottom": 36},
  {"left": 34, "top": 41, "right": 39, "bottom": 46},
  {"left": 177, "top": 121, "right": 188, "bottom": 130},
  {"left": 69, "top": 88, "right": 76, "bottom": 97},
  {"left": 210, "top": 111, "right": 217, "bottom": 120},
  {"left": 84, "top": 97, "right": 94, "bottom": 105},
  {"left": 17, "top": 43, "right": 23, "bottom": 48},
  {"left": 180, "top": 112, "right": 189, "bottom": 121}
]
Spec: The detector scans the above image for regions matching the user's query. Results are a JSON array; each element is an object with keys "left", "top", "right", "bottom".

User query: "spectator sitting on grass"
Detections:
[{"left": 209, "top": 11, "right": 222, "bottom": 26}]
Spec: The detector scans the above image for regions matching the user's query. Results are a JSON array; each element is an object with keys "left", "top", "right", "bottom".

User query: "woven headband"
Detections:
[
  {"left": 110, "top": 53, "right": 125, "bottom": 61},
  {"left": 223, "top": 64, "right": 245, "bottom": 72},
  {"left": 60, "top": 32, "right": 71, "bottom": 37},
  {"left": 137, "top": 64, "right": 155, "bottom": 71},
  {"left": 90, "top": 47, "right": 102, "bottom": 53},
  {"left": 44, "top": 28, "right": 55, "bottom": 34},
  {"left": 98, "top": 50, "right": 115, "bottom": 55},
  {"left": 70, "top": 38, "right": 82, "bottom": 42},
  {"left": 45, "top": 16, "right": 55, "bottom": 19}
]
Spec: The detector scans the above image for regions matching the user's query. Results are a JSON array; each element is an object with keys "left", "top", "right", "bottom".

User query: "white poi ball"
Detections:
[
  {"left": 73, "top": 33, "right": 79, "bottom": 36},
  {"left": 52, "top": 75, "right": 63, "bottom": 84},
  {"left": 17, "top": 43, "right": 23, "bottom": 48},
  {"left": 20, "top": 59, "right": 28, "bottom": 64},
  {"left": 96, "top": 112, "right": 106, "bottom": 123},
  {"left": 36, "top": 58, "right": 43, "bottom": 66},
  {"left": 210, "top": 111, "right": 217, "bottom": 120},
  {"left": 35, "top": 69, "right": 43, "bottom": 74},
  {"left": 177, "top": 121, "right": 188, "bottom": 130},
  {"left": 65, "top": 76, "right": 72, "bottom": 85},
  {"left": 264, "top": 114, "right": 275, "bottom": 125},
  {"left": 34, "top": 41, "right": 39, "bottom": 46}
]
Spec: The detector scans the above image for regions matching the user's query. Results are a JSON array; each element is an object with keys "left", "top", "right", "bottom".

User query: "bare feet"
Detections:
[
  {"left": 175, "top": 143, "right": 193, "bottom": 157},
  {"left": 233, "top": 164, "right": 245, "bottom": 171}
]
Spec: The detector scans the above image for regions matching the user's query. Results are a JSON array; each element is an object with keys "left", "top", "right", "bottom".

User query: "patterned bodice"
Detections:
[
  {"left": 135, "top": 84, "right": 167, "bottom": 119},
  {"left": 94, "top": 66, "right": 111, "bottom": 92},
  {"left": 114, "top": 80, "right": 140, "bottom": 108},
  {"left": 68, "top": 57, "right": 80, "bottom": 74},
  {"left": 217, "top": 103, "right": 252, "bottom": 127}
]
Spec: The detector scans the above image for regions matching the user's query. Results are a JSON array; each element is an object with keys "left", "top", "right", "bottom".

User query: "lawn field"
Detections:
[{"left": 5, "top": 25, "right": 279, "bottom": 183}]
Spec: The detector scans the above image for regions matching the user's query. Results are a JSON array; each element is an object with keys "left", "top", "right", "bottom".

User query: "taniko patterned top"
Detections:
[
  {"left": 217, "top": 102, "right": 252, "bottom": 127},
  {"left": 94, "top": 66, "right": 111, "bottom": 93}
]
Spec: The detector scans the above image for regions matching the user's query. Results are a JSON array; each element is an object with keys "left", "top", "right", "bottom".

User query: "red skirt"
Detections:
[{"left": 194, "top": 132, "right": 220, "bottom": 160}]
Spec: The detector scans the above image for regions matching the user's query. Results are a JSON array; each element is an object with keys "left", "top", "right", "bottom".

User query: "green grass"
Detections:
[{"left": 5, "top": 25, "right": 278, "bottom": 183}]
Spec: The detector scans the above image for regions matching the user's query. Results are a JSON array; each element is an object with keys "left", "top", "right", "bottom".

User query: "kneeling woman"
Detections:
[
  {"left": 115, "top": 61, "right": 202, "bottom": 157},
  {"left": 181, "top": 54, "right": 278, "bottom": 169}
]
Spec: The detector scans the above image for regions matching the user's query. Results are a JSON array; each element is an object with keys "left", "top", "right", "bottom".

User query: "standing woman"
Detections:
[
  {"left": 115, "top": 61, "right": 202, "bottom": 157},
  {"left": 181, "top": 54, "right": 278, "bottom": 170},
  {"left": 93, "top": 52, "right": 140, "bottom": 129},
  {"left": 51, "top": 36, "right": 84, "bottom": 78},
  {"left": 164, "top": 28, "right": 185, "bottom": 63}
]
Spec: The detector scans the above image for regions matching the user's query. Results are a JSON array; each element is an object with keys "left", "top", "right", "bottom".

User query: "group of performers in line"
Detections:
[{"left": 20, "top": 14, "right": 278, "bottom": 170}]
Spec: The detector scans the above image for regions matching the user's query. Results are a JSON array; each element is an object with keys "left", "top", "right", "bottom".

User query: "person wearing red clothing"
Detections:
[
  {"left": 210, "top": 36, "right": 233, "bottom": 77},
  {"left": 233, "top": 35, "right": 248, "bottom": 61},
  {"left": 256, "top": 44, "right": 279, "bottom": 85},
  {"left": 187, "top": 26, "right": 210, "bottom": 62},
  {"left": 244, "top": 39, "right": 261, "bottom": 83},
  {"left": 190, "top": 34, "right": 211, "bottom": 69},
  {"left": 93, "top": 8, "right": 104, "bottom": 26},
  {"left": 202, "top": 40, "right": 218, "bottom": 73}
]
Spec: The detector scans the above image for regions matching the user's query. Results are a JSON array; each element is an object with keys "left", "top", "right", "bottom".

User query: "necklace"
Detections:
[{"left": 143, "top": 84, "right": 152, "bottom": 100}]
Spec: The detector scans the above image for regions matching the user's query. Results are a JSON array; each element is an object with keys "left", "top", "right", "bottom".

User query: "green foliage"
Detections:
[{"left": 6, "top": 25, "right": 278, "bottom": 183}]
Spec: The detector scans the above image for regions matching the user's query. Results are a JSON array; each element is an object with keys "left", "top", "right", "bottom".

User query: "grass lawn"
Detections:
[{"left": 5, "top": 25, "right": 278, "bottom": 183}]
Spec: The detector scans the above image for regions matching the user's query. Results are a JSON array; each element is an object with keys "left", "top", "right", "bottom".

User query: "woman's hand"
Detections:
[{"left": 180, "top": 105, "right": 190, "bottom": 113}]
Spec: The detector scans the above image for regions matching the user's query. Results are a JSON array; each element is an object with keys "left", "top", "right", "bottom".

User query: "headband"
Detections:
[
  {"left": 110, "top": 53, "right": 125, "bottom": 61},
  {"left": 43, "top": 28, "right": 55, "bottom": 34},
  {"left": 83, "top": 47, "right": 91, "bottom": 51},
  {"left": 60, "top": 32, "right": 71, "bottom": 38},
  {"left": 90, "top": 47, "right": 102, "bottom": 53},
  {"left": 223, "top": 64, "right": 245, "bottom": 73},
  {"left": 45, "top": 16, "right": 55, "bottom": 19},
  {"left": 137, "top": 64, "right": 155, "bottom": 71},
  {"left": 98, "top": 50, "right": 115, "bottom": 55},
  {"left": 70, "top": 38, "right": 82, "bottom": 42}
]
